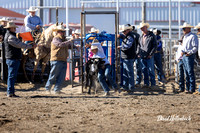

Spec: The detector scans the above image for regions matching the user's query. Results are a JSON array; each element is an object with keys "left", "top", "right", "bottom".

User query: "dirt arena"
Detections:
[{"left": 0, "top": 80, "right": 200, "bottom": 133}]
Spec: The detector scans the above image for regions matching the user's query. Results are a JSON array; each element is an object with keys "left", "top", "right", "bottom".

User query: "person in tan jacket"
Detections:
[{"left": 45, "top": 24, "right": 75, "bottom": 94}]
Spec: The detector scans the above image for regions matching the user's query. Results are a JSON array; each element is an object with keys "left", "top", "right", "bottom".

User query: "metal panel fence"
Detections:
[{"left": 163, "top": 38, "right": 200, "bottom": 82}]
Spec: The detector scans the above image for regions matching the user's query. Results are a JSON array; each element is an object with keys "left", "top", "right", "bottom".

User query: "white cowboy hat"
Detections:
[
  {"left": 91, "top": 45, "right": 98, "bottom": 50},
  {"left": 180, "top": 22, "right": 194, "bottom": 28},
  {"left": 119, "top": 25, "right": 133, "bottom": 32},
  {"left": 137, "top": 22, "right": 150, "bottom": 29},
  {"left": 4, "top": 21, "right": 18, "bottom": 28},
  {"left": 26, "top": 7, "right": 38, "bottom": 12},
  {"left": 53, "top": 25, "right": 67, "bottom": 31},
  {"left": 153, "top": 28, "right": 158, "bottom": 34},
  {"left": 74, "top": 29, "right": 81, "bottom": 34},
  {"left": 0, "top": 17, "right": 9, "bottom": 22},
  {"left": 90, "top": 27, "right": 99, "bottom": 33},
  {"left": 194, "top": 23, "right": 200, "bottom": 29}
]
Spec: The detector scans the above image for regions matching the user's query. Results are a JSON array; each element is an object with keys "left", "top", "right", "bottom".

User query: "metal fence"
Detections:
[{"left": 162, "top": 38, "right": 179, "bottom": 77}]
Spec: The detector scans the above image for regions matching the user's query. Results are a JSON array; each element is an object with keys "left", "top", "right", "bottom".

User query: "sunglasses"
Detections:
[{"left": 182, "top": 28, "right": 186, "bottom": 30}]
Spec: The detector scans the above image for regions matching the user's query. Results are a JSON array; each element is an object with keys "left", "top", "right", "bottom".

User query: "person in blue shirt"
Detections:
[
  {"left": 24, "top": 7, "right": 43, "bottom": 32},
  {"left": 24, "top": 7, "right": 43, "bottom": 54},
  {"left": 153, "top": 29, "right": 166, "bottom": 84}
]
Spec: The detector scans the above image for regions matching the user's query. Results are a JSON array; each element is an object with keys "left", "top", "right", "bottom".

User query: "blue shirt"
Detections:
[
  {"left": 156, "top": 35, "right": 162, "bottom": 51},
  {"left": 181, "top": 32, "right": 198, "bottom": 55},
  {"left": 24, "top": 14, "right": 43, "bottom": 32},
  {"left": 92, "top": 43, "right": 110, "bottom": 65}
]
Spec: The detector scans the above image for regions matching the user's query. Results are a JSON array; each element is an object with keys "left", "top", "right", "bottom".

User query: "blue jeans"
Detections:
[
  {"left": 98, "top": 64, "right": 117, "bottom": 92},
  {"left": 178, "top": 60, "right": 185, "bottom": 91},
  {"left": 154, "top": 52, "right": 165, "bottom": 81},
  {"left": 135, "top": 57, "right": 142, "bottom": 85},
  {"left": 6, "top": 59, "right": 20, "bottom": 95},
  {"left": 45, "top": 61, "right": 67, "bottom": 92},
  {"left": 141, "top": 57, "right": 156, "bottom": 86},
  {"left": 122, "top": 59, "right": 135, "bottom": 91},
  {"left": 182, "top": 54, "right": 196, "bottom": 92}
]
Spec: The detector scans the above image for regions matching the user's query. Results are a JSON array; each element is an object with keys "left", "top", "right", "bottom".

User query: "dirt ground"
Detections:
[{"left": 0, "top": 79, "right": 200, "bottom": 133}]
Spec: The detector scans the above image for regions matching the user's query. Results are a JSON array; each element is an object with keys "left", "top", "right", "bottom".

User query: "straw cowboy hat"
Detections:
[
  {"left": 4, "top": 21, "right": 18, "bottom": 28},
  {"left": 0, "top": 17, "right": 9, "bottom": 22},
  {"left": 53, "top": 24, "right": 67, "bottom": 31},
  {"left": 137, "top": 22, "right": 150, "bottom": 29},
  {"left": 194, "top": 23, "right": 200, "bottom": 29},
  {"left": 91, "top": 45, "right": 98, "bottom": 50},
  {"left": 119, "top": 24, "right": 133, "bottom": 32},
  {"left": 180, "top": 22, "right": 194, "bottom": 28},
  {"left": 26, "top": 6, "right": 38, "bottom": 12}
]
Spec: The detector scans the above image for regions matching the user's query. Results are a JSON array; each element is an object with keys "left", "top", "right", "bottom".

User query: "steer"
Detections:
[{"left": 85, "top": 58, "right": 105, "bottom": 94}]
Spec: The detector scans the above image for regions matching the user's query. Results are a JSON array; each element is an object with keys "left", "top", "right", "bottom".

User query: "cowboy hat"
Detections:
[
  {"left": 119, "top": 24, "right": 133, "bottom": 32},
  {"left": 137, "top": 22, "right": 150, "bottom": 29},
  {"left": 0, "top": 17, "right": 9, "bottom": 22},
  {"left": 91, "top": 45, "right": 98, "bottom": 50},
  {"left": 194, "top": 23, "right": 200, "bottom": 29},
  {"left": 26, "top": 7, "right": 38, "bottom": 12},
  {"left": 180, "top": 22, "right": 194, "bottom": 28},
  {"left": 90, "top": 27, "right": 99, "bottom": 33},
  {"left": 53, "top": 25, "right": 67, "bottom": 31},
  {"left": 74, "top": 29, "right": 81, "bottom": 34},
  {"left": 4, "top": 21, "right": 18, "bottom": 28}
]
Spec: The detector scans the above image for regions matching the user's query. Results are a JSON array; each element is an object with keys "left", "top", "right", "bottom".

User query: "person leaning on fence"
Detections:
[
  {"left": 137, "top": 22, "right": 157, "bottom": 88},
  {"left": 91, "top": 40, "right": 121, "bottom": 96},
  {"left": 45, "top": 24, "right": 76, "bottom": 94},
  {"left": 4, "top": 22, "right": 35, "bottom": 97},
  {"left": 117, "top": 24, "right": 136, "bottom": 94},
  {"left": 180, "top": 22, "right": 198, "bottom": 94},
  {"left": 24, "top": 7, "right": 43, "bottom": 55},
  {"left": 0, "top": 17, "right": 9, "bottom": 42},
  {"left": 153, "top": 29, "right": 166, "bottom": 84}
]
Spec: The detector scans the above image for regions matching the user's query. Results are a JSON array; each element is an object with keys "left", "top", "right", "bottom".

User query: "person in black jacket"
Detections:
[
  {"left": 127, "top": 24, "right": 142, "bottom": 86},
  {"left": 117, "top": 24, "right": 136, "bottom": 94},
  {"left": 4, "top": 22, "right": 34, "bottom": 97},
  {"left": 137, "top": 22, "right": 157, "bottom": 88},
  {"left": 0, "top": 17, "right": 9, "bottom": 81},
  {"left": 0, "top": 17, "right": 9, "bottom": 41}
]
